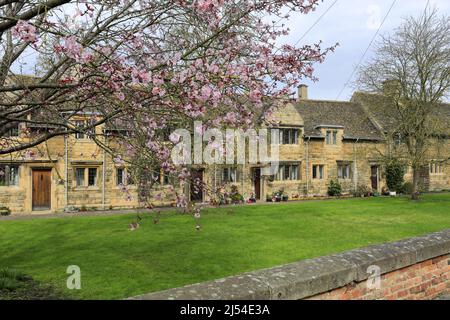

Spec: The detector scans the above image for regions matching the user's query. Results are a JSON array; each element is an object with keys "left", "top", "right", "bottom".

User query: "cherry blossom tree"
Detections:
[{"left": 1, "top": 0, "right": 337, "bottom": 216}]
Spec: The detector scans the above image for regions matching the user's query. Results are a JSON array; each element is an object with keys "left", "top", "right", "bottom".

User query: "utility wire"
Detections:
[
  {"left": 273, "top": 0, "right": 339, "bottom": 55},
  {"left": 294, "top": 0, "right": 339, "bottom": 47},
  {"left": 335, "top": 0, "right": 397, "bottom": 100}
]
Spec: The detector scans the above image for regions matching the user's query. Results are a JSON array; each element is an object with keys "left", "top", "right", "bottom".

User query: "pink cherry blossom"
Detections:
[{"left": 12, "top": 20, "right": 37, "bottom": 43}]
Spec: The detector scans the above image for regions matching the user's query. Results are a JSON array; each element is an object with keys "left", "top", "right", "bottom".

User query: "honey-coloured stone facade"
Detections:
[{"left": 1, "top": 89, "right": 449, "bottom": 215}]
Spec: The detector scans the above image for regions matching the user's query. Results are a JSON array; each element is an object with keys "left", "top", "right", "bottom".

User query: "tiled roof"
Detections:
[
  {"left": 352, "top": 92, "right": 450, "bottom": 136},
  {"left": 291, "top": 99, "right": 384, "bottom": 141}
]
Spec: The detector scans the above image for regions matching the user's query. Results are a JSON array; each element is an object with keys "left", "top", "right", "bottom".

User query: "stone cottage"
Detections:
[{"left": 1, "top": 85, "right": 449, "bottom": 214}]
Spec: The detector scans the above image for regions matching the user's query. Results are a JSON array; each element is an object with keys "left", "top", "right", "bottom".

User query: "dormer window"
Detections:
[
  {"left": 75, "top": 120, "right": 86, "bottom": 139},
  {"left": 326, "top": 130, "right": 338, "bottom": 145}
]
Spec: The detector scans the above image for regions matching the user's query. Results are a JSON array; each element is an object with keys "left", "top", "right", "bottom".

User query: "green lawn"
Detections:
[{"left": 1, "top": 193, "right": 450, "bottom": 300}]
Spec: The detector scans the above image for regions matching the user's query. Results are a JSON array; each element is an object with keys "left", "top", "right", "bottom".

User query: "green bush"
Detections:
[
  {"left": 401, "top": 182, "right": 414, "bottom": 195},
  {"left": 385, "top": 159, "right": 405, "bottom": 193},
  {"left": 328, "top": 180, "right": 342, "bottom": 196},
  {"left": 230, "top": 185, "right": 244, "bottom": 204},
  {"left": 353, "top": 184, "right": 372, "bottom": 197}
]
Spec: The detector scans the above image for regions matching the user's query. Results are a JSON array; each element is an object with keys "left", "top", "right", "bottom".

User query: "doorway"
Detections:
[
  {"left": 32, "top": 169, "right": 52, "bottom": 211},
  {"left": 253, "top": 168, "right": 261, "bottom": 200},
  {"left": 370, "top": 166, "right": 379, "bottom": 191},
  {"left": 190, "top": 169, "right": 204, "bottom": 202}
]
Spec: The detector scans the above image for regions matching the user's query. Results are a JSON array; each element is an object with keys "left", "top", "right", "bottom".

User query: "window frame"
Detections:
[
  {"left": 75, "top": 168, "right": 85, "bottom": 187},
  {"left": 116, "top": 167, "right": 136, "bottom": 186},
  {"left": 74, "top": 167, "right": 99, "bottom": 187},
  {"left": 88, "top": 168, "right": 97, "bottom": 186},
  {"left": 279, "top": 129, "right": 300, "bottom": 145},
  {"left": 312, "top": 164, "right": 325, "bottom": 180},
  {"left": 326, "top": 130, "right": 338, "bottom": 145},
  {"left": 337, "top": 162, "right": 352, "bottom": 180},
  {"left": 275, "top": 163, "right": 301, "bottom": 181},
  {"left": 430, "top": 161, "right": 444, "bottom": 175},
  {"left": 222, "top": 167, "right": 238, "bottom": 183}
]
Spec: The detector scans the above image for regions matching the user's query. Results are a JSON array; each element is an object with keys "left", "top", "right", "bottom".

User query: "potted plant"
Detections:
[
  {"left": 282, "top": 194, "right": 289, "bottom": 202},
  {"left": 230, "top": 185, "right": 244, "bottom": 204}
]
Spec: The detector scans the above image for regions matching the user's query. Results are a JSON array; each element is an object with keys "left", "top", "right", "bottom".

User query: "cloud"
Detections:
[{"left": 279, "top": 0, "right": 450, "bottom": 101}]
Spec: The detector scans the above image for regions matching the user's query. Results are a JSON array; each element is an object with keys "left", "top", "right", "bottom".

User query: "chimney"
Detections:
[
  {"left": 298, "top": 84, "right": 308, "bottom": 101},
  {"left": 382, "top": 79, "right": 401, "bottom": 97}
]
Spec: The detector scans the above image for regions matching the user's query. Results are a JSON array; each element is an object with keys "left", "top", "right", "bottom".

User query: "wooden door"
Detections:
[
  {"left": 370, "top": 166, "right": 378, "bottom": 191},
  {"left": 190, "top": 169, "right": 204, "bottom": 202},
  {"left": 253, "top": 168, "right": 261, "bottom": 200},
  {"left": 32, "top": 169, "right": 51, "bottom": 210}
]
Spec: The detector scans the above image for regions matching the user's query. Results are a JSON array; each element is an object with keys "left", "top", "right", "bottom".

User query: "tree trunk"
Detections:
[{"left": 411, "top": 166, "right": 420, "bottom": 200}]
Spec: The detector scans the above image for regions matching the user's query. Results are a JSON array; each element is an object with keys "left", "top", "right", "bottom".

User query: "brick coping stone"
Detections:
[{"left": 129, "top": 229, "right": 450, "bottom": 300}]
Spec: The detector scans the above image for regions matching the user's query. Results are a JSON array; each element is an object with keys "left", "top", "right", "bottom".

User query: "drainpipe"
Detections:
[
  {"left": 305, "top": 137, "right": 311, "bottom": 195},
  {"left": 64, "top": 133, "right": 69, "bottom": 209},
  {"left": 214, "top": 164, "right": 217, "bottom": 193},
  {"left": 102, "top": 148, "right": 106, "bottom": 210},
  {"left": 354, "top": 138, "right": 359, "bottom": 191},
  {"left": 241, "top": 163, "right": 245, "bottom": 199}
]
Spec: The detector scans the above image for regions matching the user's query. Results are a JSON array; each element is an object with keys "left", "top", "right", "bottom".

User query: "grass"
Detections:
[{"left": 0, "top": 193, "right": 449, "bottom": 300}]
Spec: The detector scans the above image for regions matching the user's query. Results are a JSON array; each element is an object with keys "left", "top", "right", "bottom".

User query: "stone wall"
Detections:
[{"left": 129, "top": 230, "right": 450, "bottom": 300}]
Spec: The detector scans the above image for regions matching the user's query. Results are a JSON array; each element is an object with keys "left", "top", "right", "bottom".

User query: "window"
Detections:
[
  {"left": 75, "top": 168, "right": 85, "bottom": 186},
  {"left": 394, "top": 133, "right": 403, "bottom": 146},
  {"left": 222, "top": 167, "right": 238, "bottom": 183},
  {"left": 275, "top": 164, "right": 300, "bottom": 181},
  {"left": 88, "top": 168, "right": 97, "bottom": 186},
  {"left": 162, "top": 173, "right": 170, "bottom": 185},
  {"left": 75, "top": 121, "right": 85, "bottom": 139},
  {"left": 0, "top": 165, "right": 19, "bottom": 186},
  {"left": 3, "top": 124, "right": 19, "bottom": 137},
  {"left": 338, "top": 163, "right": 352, "bottom": 179},
  {"left": 279, "top": 129, "right": 299, "bottom": 145},
  {"left": 117, "top": 168, "right": 124, "bottom": 185},
  {"left": 150, "top": 168, "right": 170, "bottom": 185},
  {"left": 117, "top": 168, "right": 135, "bottom": 186},
  {"left": 326, "top": 131, "right": 338, "bottom": 145},
  {"left": 312, "top": 165, "right": 325, "bottom": 180},
  {"left": 430, "top": 162, "right": 444, "bottom": 174}
]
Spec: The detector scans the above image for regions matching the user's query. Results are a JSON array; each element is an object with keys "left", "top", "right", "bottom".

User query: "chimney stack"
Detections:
[{"left": 298, "top": 84, "right": 308, "bottom": 101}]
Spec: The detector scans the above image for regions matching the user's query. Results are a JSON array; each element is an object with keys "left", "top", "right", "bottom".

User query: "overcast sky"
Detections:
[{"left": 279, "top": 0, "right": 450, "bottom": 101}]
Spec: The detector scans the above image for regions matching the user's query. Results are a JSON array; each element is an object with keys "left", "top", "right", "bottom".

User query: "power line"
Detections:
[
  {"left": 273, "top": 0, "right": 339, "bottom": 55},
  {"left": 424, "top": 0, "right": 431, "bottom": 12},
  {"left": 335, "top": 0, "right": 397, "bottom": 100},
  {"left": 294, "top": 0, "right": 339, "bottom": 47}
]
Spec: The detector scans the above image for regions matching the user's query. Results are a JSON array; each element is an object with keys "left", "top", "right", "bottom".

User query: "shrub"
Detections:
[
  {"left": 353, "top": 185, "right": 372, "bottom": 197},
  {"left": 230, "top": 185, "right": 244, "bottom": 204},
  {"left": 401, "top": 182, "right": 414, "bottom": 195},
  {"left": 327, "top": 180, "right": 342, "bottom": 196},
  {"left": 385, "top": 159, "right": 405, "bottom": 193}
]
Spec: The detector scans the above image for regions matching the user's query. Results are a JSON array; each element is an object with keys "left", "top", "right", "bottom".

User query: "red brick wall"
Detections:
[{"left": 306, "top": 254, "right": 450, "bottom": 300}]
